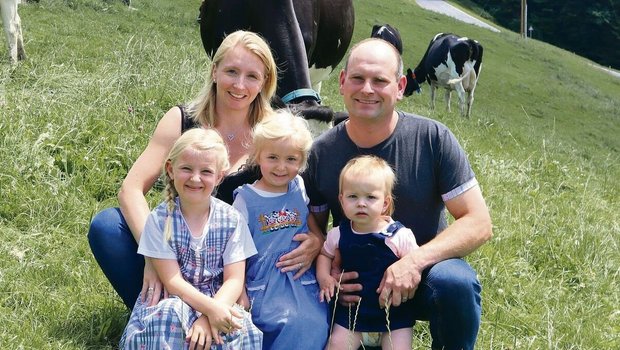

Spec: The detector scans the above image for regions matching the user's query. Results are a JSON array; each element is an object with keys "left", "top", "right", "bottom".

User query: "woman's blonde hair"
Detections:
[
  {"left": 187, "top": 30, "right": 278, "bottom": 128},
  {"left": 162, "top": 128, "right": 230, "bottom": 240},
  {"left": 338, "top": 155, "right": 397, "bottom": 216},
  {"left": 248, "top": 109, "right": 313, "bottom": 172}
]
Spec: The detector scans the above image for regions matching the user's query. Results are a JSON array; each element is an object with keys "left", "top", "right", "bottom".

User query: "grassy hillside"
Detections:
[{"left": 0, "top": 0, "right": 618, "bottom": 348}]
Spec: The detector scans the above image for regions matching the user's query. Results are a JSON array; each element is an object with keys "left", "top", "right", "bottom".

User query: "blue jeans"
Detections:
[
  {"left": 409, "top": 258, "right": 482, "bottom": 350},
  {"left": 88, "top": 207, "right": 144, "bottom": 309},
  {"left": 362, "top": 258, "right": 481, "bottom": 350}
]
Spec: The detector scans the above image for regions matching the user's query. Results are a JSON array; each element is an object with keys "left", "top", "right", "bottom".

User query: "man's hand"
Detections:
[
  {"left": 377, "top": 254, "right": 421, "bottom": 308},
  {"left": 276, "top": 232, "right": 322, "bottom": 279},
  {"left": 330, "top": 249, "right": 362, "bottom": 306}
]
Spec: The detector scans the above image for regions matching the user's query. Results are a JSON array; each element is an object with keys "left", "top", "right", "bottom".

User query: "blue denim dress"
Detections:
[{"left": 235, "top": 177, "right": 329, "bottom": 349}]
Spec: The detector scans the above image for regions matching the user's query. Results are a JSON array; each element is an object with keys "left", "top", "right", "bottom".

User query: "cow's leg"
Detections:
[
  {"left": 453, "top": 83, "right": 467, "bottom": 116},
  {"left": 444, "top": 89, "right": 452, "bottom": 113},
  {"left": 466, "top": 91, "right": 474, "bottom": 118},
  {"left": 15, "top": 10, "right": 25, "bottom": 61},
  {"left": 1, "top": 0, "right": 18, "bottom": 62},
  {"left": 429, "top": 84, "right": 437, "bottom": 110},
  {"left": 465, "top": 69, "right": 480, "bottom": 118}
]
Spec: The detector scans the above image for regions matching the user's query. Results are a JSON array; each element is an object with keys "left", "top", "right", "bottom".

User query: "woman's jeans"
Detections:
[
  {"left": 88, "top": 207, "right": 482, "bottom": 349},
  {"left": 88, "top": 207, "right": 144, "bottom": 309}
]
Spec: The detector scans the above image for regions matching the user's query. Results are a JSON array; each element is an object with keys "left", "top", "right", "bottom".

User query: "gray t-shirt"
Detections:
[{"left": 303, "top": 111, "right": 477, "bottom": 245}]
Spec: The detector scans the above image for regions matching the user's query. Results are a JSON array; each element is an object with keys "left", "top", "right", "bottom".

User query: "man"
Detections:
[{"left": 303, "top": 38, "right": 492, "bottom": 349}]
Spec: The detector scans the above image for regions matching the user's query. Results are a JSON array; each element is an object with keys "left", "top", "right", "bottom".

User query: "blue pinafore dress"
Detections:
[
  {"left": 234, "top": 178, "right": 329, "bottom": 349},
  {"left": 335, "top": 219, "right": 415, "bottom": 332},
  {"left": 120, "top": 199, "right": 263, "bottom": 349}
]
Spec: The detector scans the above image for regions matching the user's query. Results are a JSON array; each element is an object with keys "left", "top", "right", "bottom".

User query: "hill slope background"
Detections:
[{"left": 0, "top": 0, "right": 618, "bottom": 348}]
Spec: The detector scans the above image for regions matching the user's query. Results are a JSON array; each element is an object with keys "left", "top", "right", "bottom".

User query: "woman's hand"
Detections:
[
  {"left": 141, "top": 257, "right": 168, "bottom": 306},
  {"left": 276, "top": 232, "right": 322, "bottom": 279},
  {"left": 187, "top": 315, "right": 213, "bottom": 350}
]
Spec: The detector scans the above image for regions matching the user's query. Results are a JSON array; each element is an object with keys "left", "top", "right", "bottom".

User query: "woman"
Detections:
[{"left": 88, "top": 30, "right": 321, "bottom": 310}]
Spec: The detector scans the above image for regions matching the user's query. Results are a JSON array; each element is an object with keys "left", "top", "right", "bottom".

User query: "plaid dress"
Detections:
[{"left": 120, "top": 198, "right": 262, "bottom": 350}]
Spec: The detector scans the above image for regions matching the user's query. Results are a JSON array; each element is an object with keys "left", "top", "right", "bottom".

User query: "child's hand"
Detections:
[
  {"left": 186, "top": 315, "right": 212, "bottom": 350},
  {"left": 318, "top": 275, "right": 338, "bottom": 303},
  {"left": 206, "top": 302, "right": 243, "bottom": 344}
]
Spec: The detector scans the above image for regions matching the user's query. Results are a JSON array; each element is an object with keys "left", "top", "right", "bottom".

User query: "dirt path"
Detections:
[{"left": 415, "top": 0, "right": 500, "bottom": 32}]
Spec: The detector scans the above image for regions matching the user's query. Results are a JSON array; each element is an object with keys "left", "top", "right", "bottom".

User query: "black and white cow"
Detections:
[
  {"left": 405, "top": 33, "right": 483, "bottom": 118},
  {"left": 199, "top": 0, "right": 354, "bottom": 132},
  {"left": 370, "top": 23, "right": 403, "bottom": 55},
  {"left": 1, "top": 0, "right": 26, "bottom": 63}
]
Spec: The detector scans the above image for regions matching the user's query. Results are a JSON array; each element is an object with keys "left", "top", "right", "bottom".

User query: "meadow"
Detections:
[{"left": 0, "top": 0, "right": 618, "bottom": 348}]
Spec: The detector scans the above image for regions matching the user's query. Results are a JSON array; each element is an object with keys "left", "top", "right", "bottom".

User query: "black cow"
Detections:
[
  {"left": 370, "top": 24, "right": 403, "bottom": 55},
  {"left": 199, "top": 0, "right": 354, "bottom": 132},
  {"left": 405, "top": 33, "right": 483, "bottom": 118}
]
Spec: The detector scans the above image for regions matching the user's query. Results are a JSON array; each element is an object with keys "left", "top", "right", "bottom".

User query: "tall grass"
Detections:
[{"left": 0, "top": 0, "right": 618, "bottom": 348}]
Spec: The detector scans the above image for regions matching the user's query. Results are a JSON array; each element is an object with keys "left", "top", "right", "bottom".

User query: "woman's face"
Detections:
[{"left": 213, "top": 45, "right": 266, "bottom": 113}]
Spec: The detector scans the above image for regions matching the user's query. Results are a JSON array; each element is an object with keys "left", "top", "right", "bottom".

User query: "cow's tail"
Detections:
[{"left": 447, "top": 66, "right": 474, "bottom": 85}]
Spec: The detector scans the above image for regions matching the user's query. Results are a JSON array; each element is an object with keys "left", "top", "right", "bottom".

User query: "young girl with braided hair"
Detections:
[{"left": 120, "top": 128, "right": 262, "bottom": 350}]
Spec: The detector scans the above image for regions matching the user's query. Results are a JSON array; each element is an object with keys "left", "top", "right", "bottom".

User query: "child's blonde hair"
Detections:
[
  {"left": 248, "top": 109, "right": 313, "bottom": 172},
  {"left": 162, "top": 128, "right": 230, "bottom": 240},
  {"left": 339, "top": 155, "right": 397, "bottom": 216}
]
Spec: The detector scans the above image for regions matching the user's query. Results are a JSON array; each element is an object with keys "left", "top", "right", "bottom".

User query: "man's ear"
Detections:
[{"left": 396, "top": 75, "right": 407, "bottom": 100}]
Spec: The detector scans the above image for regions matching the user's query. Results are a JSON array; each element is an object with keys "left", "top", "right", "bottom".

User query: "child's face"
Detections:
[
  {"left": 166, "top": 147, "right": 223, "bottom": 206},
  {"left": 339, "top": 175, "right": 389, "bottom": 232},
  {"left": 256, "top": 138, "right": 304, "bottom": 193}
]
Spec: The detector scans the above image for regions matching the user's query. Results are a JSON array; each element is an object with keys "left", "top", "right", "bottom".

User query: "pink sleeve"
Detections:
[
  {"left": 322, "top": 227, "right": 341, "bottom": 258},
  {"left": 385, "top": 227, "right": 418, "bottom": 258}
]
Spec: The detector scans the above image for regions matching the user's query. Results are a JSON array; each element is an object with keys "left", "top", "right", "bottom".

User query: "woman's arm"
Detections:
[
  {"left": 118, "top": 106, "right": 183, "bottom": 241},
  {"left": 118, "top": 106, "right": 183, "bottom": 305}
]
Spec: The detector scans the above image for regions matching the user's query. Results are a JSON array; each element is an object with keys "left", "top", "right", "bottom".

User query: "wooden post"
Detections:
[{"left": 520, "top": 0, "right": 526, "bottom": 38}]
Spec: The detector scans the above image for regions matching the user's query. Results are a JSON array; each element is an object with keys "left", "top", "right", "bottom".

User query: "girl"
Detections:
[
  {"left": 232, "top": 110, "right": 329, "bottom": 349},
  {"left": 316, "top": 155, "right": 418, "bottom": 350},
  {"left": 120, "top": 128, "right": 262, "bottom": 349}
]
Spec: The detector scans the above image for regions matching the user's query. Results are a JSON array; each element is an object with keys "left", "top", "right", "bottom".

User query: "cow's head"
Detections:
[
  {"left": 371, "top": 24, "right": 403, "bottom": 55},
  {"left": 404, "top": 68, "right": 421, "bottom": 96}
]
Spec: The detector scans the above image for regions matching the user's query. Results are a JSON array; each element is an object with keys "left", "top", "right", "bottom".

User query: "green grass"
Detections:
[{"left": 1, "top": 0, "right": 618, "bottom": 348}]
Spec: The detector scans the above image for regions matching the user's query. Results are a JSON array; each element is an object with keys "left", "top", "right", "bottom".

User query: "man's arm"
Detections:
[{"left": 378, "top": 185, "right": 492, "bottom": 306}]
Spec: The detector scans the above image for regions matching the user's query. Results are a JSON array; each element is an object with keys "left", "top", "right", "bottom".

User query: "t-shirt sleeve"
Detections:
[
  {"left": 137, "top": 210, "right": 176, "bottom": 260},
  {"left": 386, "top": 227, "right": 419, "bottom": 258},
  {"left": 222, "top": 214, "right": 257, "bottom": 265},
  {"left": 321, "top": 227, "right": 341, "bottom": 258},
  {"left": 295, "top": 175, "right": 310, "bottom": 205},
  {"left": 437, "top": 127, "right": 478, "bottom": 201},
  {"left": 232, "top": 192, "right": 250, "bottom": 222}
]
